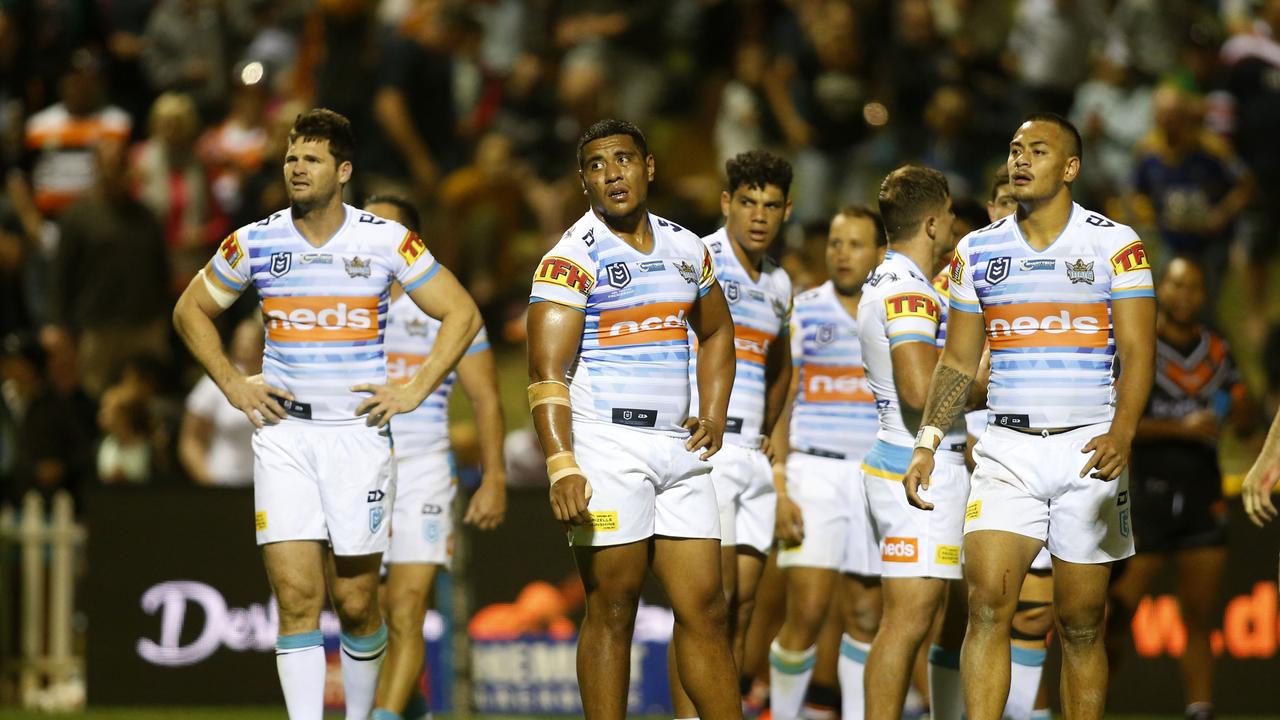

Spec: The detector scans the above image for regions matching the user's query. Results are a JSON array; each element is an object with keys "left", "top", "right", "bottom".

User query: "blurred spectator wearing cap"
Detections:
[
  {"left": 178, "top": 317, "right": 261, "bottom": 487},
  {"left": 131, "top": 92, "right": 224, "bottom": 292},
  {"left": 1219, "top": 0, "right": 1280, "bottom": 338},
  {"left": 142, "top": 0, "right": 228, "bottom": 120},
  {"left": 45, "top": 139, "right": 169, "bottom": 398},
  {"left": 23, "top": 50, "right": 131, "bottom": 217},
  {"left": 1130, "top": 84, "right": 1253, "bottom": 317}
]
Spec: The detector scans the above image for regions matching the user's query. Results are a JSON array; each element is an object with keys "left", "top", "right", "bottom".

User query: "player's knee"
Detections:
[
  {"left": 587, "top": 590, "right": 641, "bottom": 634},
  {"left": 273, "top": 582, "right": 324, "bottom": 629},
  {"left": 333, "top": 587, "right": 380, "bottom": 627},
  {"left": 384, "top": 595, "right": 429, "bottom": 638},
  {"left": 1057, "top": 608, "right": 1105, "bottom": 648}
]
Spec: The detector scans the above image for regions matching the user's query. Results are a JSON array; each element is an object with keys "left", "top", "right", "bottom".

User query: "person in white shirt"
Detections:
[{"left": 178, "top": 317, "right": 263, "bottom": 487}]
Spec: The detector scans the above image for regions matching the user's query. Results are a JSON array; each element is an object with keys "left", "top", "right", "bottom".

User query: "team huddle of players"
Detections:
[{"left": 173, "top": 104, "right": 1158, "bottom": 720}]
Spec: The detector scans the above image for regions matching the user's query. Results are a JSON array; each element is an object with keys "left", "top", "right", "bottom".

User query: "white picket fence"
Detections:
[{"left": 0, "top": 490, "right": 86, "bottom": 710}]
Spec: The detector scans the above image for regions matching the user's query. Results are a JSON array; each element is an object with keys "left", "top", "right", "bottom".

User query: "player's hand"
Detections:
[
  {"left": 351, "top": 382, "right": 427, "bottom": 428},
  {"left": 759, "top": 436, "right": 776, "bottom": 465},
  {"left": 1242, "top": 459, "right": 1280, "bottom": 527},
  {"left": 904, "top": 448, "right": 936, "bottom": 510},
  {"left": 683, "top": 416, "right": 725, "bottom": 460},
  {"left": 549, "top": 473, "right": 593, "bottom": 526},
  {"left": 774, "top": 492, "right": 804, "bottom": 546},
  {"left": 224, "top": 373, "right": 293, "bottom": 428},
  {"left": 464, "top": 475, "right": 507, "bottom": 530},
  {"left": 1079, "top": 428, "right": 1132, "bottom": 481}
]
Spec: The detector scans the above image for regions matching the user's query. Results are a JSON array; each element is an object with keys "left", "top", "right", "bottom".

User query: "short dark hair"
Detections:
[
  {"left": 1022, "top": 112, "right": 1083, "bottom": 160},
  {"left": 877, "top": 165, "right": 950, "bottom": 243},
  {"left": 952, "top": 198, "right": 989, "bottom": 233},
  {"left": 990, "top": 166, "right": 1011, "bottom": 201},
  {"left": 289, "top": 108, "right": 355, "bottom": 167},
  {"left": 364, "top": 194, "right": 421, "bottom": 234},
  {"left": 835, "top": 205, "right": 887, "bottom": 248},
  {"left": 576, "top": 119, "right": 648, "bottom": 169},
  {"left": 726, "top": 150, "right": 793, "bottom": 197}
]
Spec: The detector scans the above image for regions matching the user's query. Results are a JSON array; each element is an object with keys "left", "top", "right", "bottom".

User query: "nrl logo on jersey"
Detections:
[
  {"left": 816, "top": 324, "right": 837, "bottom": 347},
  {"left": 676, "top": 260, "right": 699, "bottom": 285},
  {"left": 344, "top": 256, "right": 372, "bottom": 278},
  {"left": 269, "top": 252, "right": 291, "bottom": 277},
  {"left": 405, "top": 317, "right": 430, "bottom": 337},
  {"left": 1066, "top": 258, "right": 1095, "bottom": 284},
  {"left": 606, "top": 262, "right": 631, "bottom": 288},
  {"left": 724, "top": 280, "right": 741, "bottom": 303},
  {"left": 986, "top": 256, "right": 1010, "bottom": 285}
]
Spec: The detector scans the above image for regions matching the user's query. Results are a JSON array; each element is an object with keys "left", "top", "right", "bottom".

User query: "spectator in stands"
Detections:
[
  {"left": 142, "top": 0, "right": 228, "bottom": 119},
  {"left": 1220, "top": 0, "right": 1280, "bottom": 340},
  {"left": 198, "top": 65, "right": 270, "bottom": 217},
  {"left": 231, "top": 98, "right": 302, "bottom": 230},
  {"left": 96, "top": 381, "right": 155, "bottom": 484},
  {"left": 714, "top": 41, "right": 774, "bottom": 170},
  {"left": 1005, "top": 0, "right": 1107, "bottom": 115},
  {"left": 23, "top": 50, "right": 131, "bottom": 217},
  {"left": 552, "top": 1, "right": 665, "bottom": 125},
  {"left": 178, "top": 317, "right": 261, "bottom": 487},
  {"left": 131, "top": 92, "right": 223, "bottom": 292},
  {"left": 1068, "top": 48, "right": 1155, "bottom": 209},
  {"left": 100, "top": 0, "right": 156, "bottom": 135},
  {"left": 45, "top": 140, "right": 169, "bottom": 398},
  {"left": 1130, "top": 84, "right": 1253, "bottom": 315}
]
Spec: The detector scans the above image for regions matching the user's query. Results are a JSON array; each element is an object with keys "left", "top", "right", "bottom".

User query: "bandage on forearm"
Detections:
[
  {"left": 527, "top": 380, "right": 571, "bottom": 411},
  {"left": 545, "top": 450, "right": 582, "bottom": 485}
]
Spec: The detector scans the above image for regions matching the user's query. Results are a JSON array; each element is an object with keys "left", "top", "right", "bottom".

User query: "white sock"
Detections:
[
  {"left": 1004, "top": 645, "right": 1047, "bottom": 720},
  {"left": 928, "top": 644, "right": 964, "bottom": 720},
  {"left": 276, "top": 630, "right": 326, "bottom": 720},
  {"left": 1030, "top": 709, "right": 1051, "bottom": 720},
  {"left": 768, "top": 640, "right": 816, "bottom": 720},
  {"left": 341, "top": 624, "right": 389, "bottom": 720},
  {"left": 837, "top": 634, "right": 870, "bottom": 720}
]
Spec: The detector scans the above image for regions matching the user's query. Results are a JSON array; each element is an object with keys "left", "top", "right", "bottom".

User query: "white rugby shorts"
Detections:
[
  {"left": 965, "top": 423, "right": 1135, "bottom": 565},
  {"left": 710, "top": 442, "right": 775, "bottom": 554},
  {"left": 386, "top": 449, "right": 457, "bottom": 566},
  {"left": 777, "top": 451, "right": 881, "bottom": 577},
  {"left": 568, "top": 422, "right": 718, "bottom": 547},
  {"left": 253, "top": 420, "right": 393, "bottom": 556},
  {"left": 862, "top": 442, "right": 968, "bottom": 580}
]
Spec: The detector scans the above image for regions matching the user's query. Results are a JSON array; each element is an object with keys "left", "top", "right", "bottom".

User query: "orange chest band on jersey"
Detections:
[
  {"left": 545, "top": 450, "right": 582, "bottom": 485},
  {"left": 527, "top": 380, "right": 571, "bottom": 410}
]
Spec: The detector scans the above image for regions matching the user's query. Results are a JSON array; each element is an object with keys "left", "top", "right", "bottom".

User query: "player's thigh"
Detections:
[
  {"left": 777, "top": 453, "right": 849, "bottom": 572},
  {"left": 653, "top": 536, "right": 729, "bottom": 618},
  {"left": 253, "top": 423, "right": 327, "bottom": 547},
  {"left": 963, "top": 529, "right": 1042, "bottom": 615},
  {"left": 572, "top": 539, "right": 651, "bottom": 601},
  {"left": 880, "top": 575, "right": 946, "bottom": 627},
  {"left": 571, "top": 424, "right": 662, "bottom": 547},
  {"left": 782, "top": 565, "right": 841, "bottom": 632},
  {"left": 314, "top": 424, "right": 395, "bottom": 557},
  {"left": 387, "top": 450, "right": 457, "bottom": 567},
  {"left": 383, "top": 562, "right": 441, "bottom": 632},
  {"left": 735, "top": 547, "right": 768, "bottom": 604},
  {"left": 327, "top": 551, "right": 384, "bottom": 621},
  {"left": 262, "top": 539, "right": 328, "bottom": 611},
  {"left": 1051, "top": 558, "right": 1111, "bottom": 636}
]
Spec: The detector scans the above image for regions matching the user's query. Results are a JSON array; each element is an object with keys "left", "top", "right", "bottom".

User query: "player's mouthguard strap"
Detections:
[
  {"left": 528, "top": 380, "right": 571, "bottom": 410},
  {"left": 546, "top": 450, "right": 581, "bottom": 485}
]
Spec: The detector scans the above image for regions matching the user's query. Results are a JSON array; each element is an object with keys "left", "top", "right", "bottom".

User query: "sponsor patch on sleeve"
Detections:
[
  {"left": 398, "top": 231, "right": 428, "bottom": 265},
  {"left": 949, "top": 250, "right": 965, "bottom": 283},
  {"left": 700, "top": 246, "right": 714, "bottom": 286},
  {"left": 1109, "top": 240, "right": 1150, "bottom": 274},
  {"left": 534, "top": 256, "right": 594, "bottom": 295},
  {"left": 219, "top": 233, "right": 243, "bottom": 268},
  {"left": 885, "top": 293, "right": 941, "bottom": 322}
]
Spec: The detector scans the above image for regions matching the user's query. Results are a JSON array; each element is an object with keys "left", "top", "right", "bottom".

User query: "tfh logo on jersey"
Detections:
[
  {"left": 986, "top": 256, "right": 1010, "bottom": 285},
  {"left": 984, "top": 302, "right": 1108, "bottom": 349},
  {"left": 398, "top": 231, "right": 427, "bottom": 265},
  {"left": 949, "top": 251, "right": 965, "bottom": 283},
  {"left": 218, "top": 233, "right": 243, "bottom": 268},
  {"left": 262, "top": 296, "right": 379, "bottom": 343},
  {"left": 1110, "top": 240, "right": 1150, "bottom": 274},
  {"left": 269, "top": 252, "right": 291, "bottom": 277},
  {"left": 536, "top": 256, "right": 593, "bottom": 295},
  {"left": 885, "top": 293, "right": 940, "bottom": 322},
  {"left": 598, "top": 302, "right": 691, "bottom": 347}
]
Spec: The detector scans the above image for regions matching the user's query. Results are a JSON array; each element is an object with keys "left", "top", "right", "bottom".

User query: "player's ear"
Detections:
[
  {"left": 783, "top": 198, "right": 793, "bottom": 223},
  {"left": 646, "top": 154, "right": 655, "bottom": 182},
  {"left": 338, "top": 161, "right": 353, "bottom": 185},
  {"left": 579, "top": 169, "right": 587, "bottom": 195},
  {"left": 720, "top": 190, "right": 731, "bottom": 219},
  {"left": 1063, "top": 155, "right": 1081, "bottom": 184}
]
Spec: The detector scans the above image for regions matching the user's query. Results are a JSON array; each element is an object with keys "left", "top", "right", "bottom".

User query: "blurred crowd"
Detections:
[{"left": 2, "top": 0, "right": 1280, "bottom": 510}]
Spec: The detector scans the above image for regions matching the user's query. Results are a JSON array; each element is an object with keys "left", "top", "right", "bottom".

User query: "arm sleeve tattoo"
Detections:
[{"left": 921, "top": 364, "right": 974, "bottom": 431}]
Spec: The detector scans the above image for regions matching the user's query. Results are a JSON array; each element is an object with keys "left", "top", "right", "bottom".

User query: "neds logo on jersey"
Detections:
[
  {"left": 733, "top": 326, "right": 775, "bottom": 365},
  {"left": 984, "top": 302, "right": 1108, "bottom": 349},
  {"left": 802, "top": 365, "right": 874, "bottom": 403},
  {"left": 536, "top": 256, "right": 593, "bottom": 296},
  {"left": 598, "top": 302, "right": 690, "bottom": 347},
  {"left": 263, "top": 296, "right": 379, "bottom": 343},
  {"left": 385, "top": 352, "right": 428, "bottom": 382},
  {"left": 885, "top": 293, "right": 940, "bottom": 323},
  {"left": 1110, "top": 240, "right": 1150, "bottom": 274}
]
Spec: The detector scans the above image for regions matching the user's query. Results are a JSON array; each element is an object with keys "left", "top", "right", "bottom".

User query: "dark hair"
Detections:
[
  {"left": 726, "top": 150, "right": 793, "bottom": 197},
  {"left": 576, "top": 119, "right": 647, "bottom": 169},
  {"left": 877, "top": 165, "right": 950, "bottom": 243},
  {"left": 952, "top": 198, "right": 989, "bottom": 233},
  {"left": 1022, "top": 112, "right": 1083, "bottom": 160},
  {"left": 289, "top": 108, "right": 355, "bottom": 167},
  {"left": 1160, "top": 253, "right": 1206, "bottom": 283},
  {"left": 835, "top": 205, "right": 887, "bottom": 248},
  {"left": 364, "top": 194, "right": 421, "bottom": 234},
  {"left": 990, "top": 166, "right": 1011, "bottom": 201}
]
